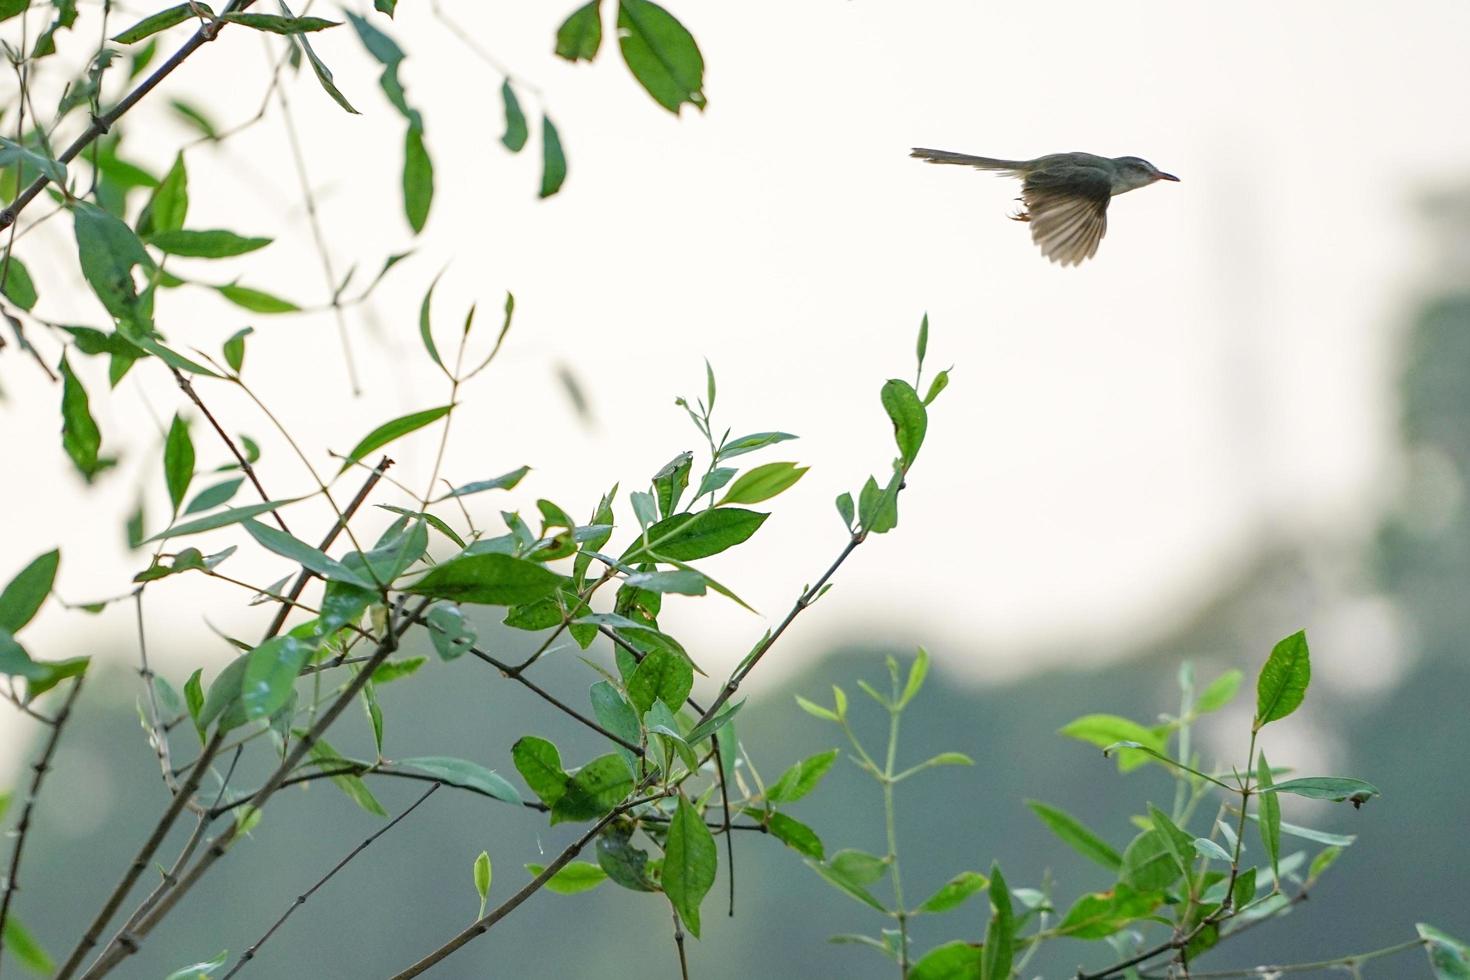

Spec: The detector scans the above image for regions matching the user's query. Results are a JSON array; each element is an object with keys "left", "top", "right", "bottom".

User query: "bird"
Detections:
[{"left": 910, "top": 149, "right": 1179, "bottom": 266}]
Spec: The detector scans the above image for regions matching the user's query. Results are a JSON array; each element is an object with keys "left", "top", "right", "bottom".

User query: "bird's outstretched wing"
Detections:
[{"left": 1019, "top": 167, "right": 1112, "bottom": 266}]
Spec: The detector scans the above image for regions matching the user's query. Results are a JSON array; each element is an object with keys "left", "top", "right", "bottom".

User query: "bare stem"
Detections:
[{"left": 0, "top": 676, "right": 85, "bottom": 960}]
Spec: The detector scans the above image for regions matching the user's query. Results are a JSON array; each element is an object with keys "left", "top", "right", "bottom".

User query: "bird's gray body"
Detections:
[{"left": 910, "top": 148, "right": 1179, "bottom": 265}]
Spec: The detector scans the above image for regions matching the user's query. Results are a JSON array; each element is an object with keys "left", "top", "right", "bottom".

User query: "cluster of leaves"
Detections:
[
  {"left": 800, "top": 632, "right": 1470, "bottom": 979},
  {"left": 0, "top": 287, "right": 947, "bottom": 977}
]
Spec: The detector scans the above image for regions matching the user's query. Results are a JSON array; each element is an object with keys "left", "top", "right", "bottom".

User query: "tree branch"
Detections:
[{"left": 0, "top": 676, "right": 85, "bottom": 959}]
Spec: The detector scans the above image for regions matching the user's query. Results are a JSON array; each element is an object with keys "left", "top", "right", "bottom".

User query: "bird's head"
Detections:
[{"left": 1109, "top": 156, "right": 1180, "bottom": 194}]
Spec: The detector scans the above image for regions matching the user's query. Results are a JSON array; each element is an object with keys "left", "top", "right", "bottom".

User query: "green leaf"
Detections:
[
  {"left": 551, "top": 753, "right": 633, "bottom": 823},
  {"left": 241, "top": 635, "right": 313, "bottom": 720},
  {"left": 163, "top": 414, "right": 195, "bottom": 513},
  {"left": 716, "top": 430, "right": 796, "bottom": 461},
  {"left": 881, "top": 378, "right": 928, "bottom": 469},
  {"left": 111, "top": 3, "right": 212, "bottom": 44},
  {"left": 0, "top": 135, "right": 67, "bottom": 184},
  {"left": 197, "top": 656, "right": 247, "bottom": 733},
  {"left": 897, "top": 647, "right": 929, "bottom": 707},
  {"left": 539, "top": 114, "right": 567, "bottom": 198},
  {"left": 398, "top": 756, "right": 522, "bottom": 804},
  {"left": 1119, "top": 829, "right": 1182, "bottom": 892},
  {"left": 1232, "top": 866, "right": 1258, "bottom": 910},
  {"left": 718, "top": 461, "right": 808, "bottom": 506},
  {"left": 404, "top": 552, "right": 562, "bottom": 606},
  {"left": 1193, "top": 837, "right": 1233, "bottom": 862},
  {"left": 338, "top": 405, "right": 452, "bottom": 473},
  {"left": 216, "top": 283, "right": 301, "bottom": 313},
  {"left": 137, "top": 153, "right": 189, "bottom": 237},
  {"left": 616, "top": 0, "right": 706, "bottom": 113},
  {"left": 835, "top": 491, "right": 855, "bottom": 530},
  {"left": 766, "top": 811, "right": 824, "bottom": 860},
  {"left": 590, "top": 681, "right": 642, "bottom": 772},
  {"left": 72, "top": 202, "right": 153, "bottom": 330},
  {"left": 306, "top": 736, "right": 384, "bottom": 815},
  {"left": 911, "top": 940, "right": 983, "bottom": 980},
  {"left": 981, "top": 863, "right": 1014, "bottom": 980},
  {"left": 1059, "top": 713, "right": 1167, "bottom": 773},
  {"left": 512, "top": 736, "right": 569, "bottom": 807},
  {"left": 221, "top": 12, "right": 339, "bottom": 33},
  {"left": 0, "top": 550, "right": 59, "bottom": 635},
  {"left": 146, "top": 229, "right": 270, "bottom": 257},
  {"left": 652, "top": 451, "right": 693, "bottom": 518},
  {"left": 163, "top": 950, "right": 228, "bottom": 980},
  {"left": 807, "top": 858, "right": 887, "bottom": 911},
  {"left": 922, "top": 369, "right": 950, "bottom": 406},
  {"left": 525, "top": 861, "right": 608, "bottom": 895},
  {"left": 857, "top": 470, "right": 901, "bottom": 534},
  {"left": 438, "top": 466, "right": 531, "bottom": 500},
  {"left": 58, "top": 355, "right": 117, "bottom": 483},
  {"left": 916, "top": 871, "right": 988, "bottom": 915},
  {"left": 554, "top": 1, "right": 602, "bottom": 61},
  {"left": 627, "top": 648, "right": 693, "bottom": 714},
  {"left": 1420, "top": 924, "right": 1470, "bottom": 980},
  {"left": 623, "top": 569, "right": 705, "bottom": 596},
  {"left": 766, "top": 748, "right": 838, "bottom": 804},
  {"left": 375, "top": 0, "right": 396, "bottom": 15},
  {"left": 695, "top": 467, "right": 736, "bottom": 499},
  {"left": 416, "top": 269, "right": 446, "bottom": 369},
  {"left": 426, "top": 603, "right": 476, "bottom": 660},
  {"left": 403, "top": 120, "right": 433, "bottom": 233},
  {"left": 474, "top": 851, "right": 491, "bottom": 904},
  {"left": 597, "top": 823, "right": 656, "bottom": 891},
  {"left": 242, "top": 519, "right": 374, "bottom": 588},
  {"left": 794, "top": 695, "right": 838, "bottom": 722},
  {"left": 184, "top": 668, "right": 205, "bottom": 740},
  {"left": 1147, "top": 803, "right": 1196, "bottom": 878},
  {"left": 829, "top": 848, "right": 888, "bottom": 886},
  {"left": 289, "top": 12, "right": 359, "bottom": 113},
  {"left": 500, "top": 80, "right": 528, "bottom": 152},
  {"left": 222, "top": 326, "right": 252, "bottom": 373},
  {"left": 146, "top": 498, "right": 297, "bottom": 542},
  {"left": 664, "top": 795, "right": 717, "bottom": 937},
  {"left": 1254, "top": 630, "right": 1310, "bottom": 729},
  {"left": 1, "top": 916, "right": 54, "bottom": 974},
  {"left": 169, "top": 99, "right": 221, "bottom": 141},
  {"left": 0, "top": 254, "right": 37, "bottom": 310},
  {"left": 1257, "top": 752, "right": 1281, "bottom": 880},
  {"left": 1262, "top": 776, "right": 1381, "bottom": 807},
  {"left": 1025, "top": 800, "right": 1122, "bottom": 871},
  {"left": 684, "top": 699, "right": 743, "bottom": 745},
  {"left": 1195, "top": 668, "right": 1243, "bottom": 713},
  {"left": 1054, "top": 884, "right": 1160, "bottom": 939},
  {"left": 625, "top": 507, "right": 767, "bottom": 562},
  {"left": 369, "top": 656, "right": 426, "bottom": 684}
]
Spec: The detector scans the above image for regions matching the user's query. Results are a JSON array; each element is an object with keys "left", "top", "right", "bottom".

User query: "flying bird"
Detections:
[{"left": 910, "top": 149, "right": 1179, "bottom": 266}]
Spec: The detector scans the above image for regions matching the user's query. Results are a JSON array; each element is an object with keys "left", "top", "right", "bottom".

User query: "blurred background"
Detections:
[{"left": 3, "top": 1, "right": 1470, "bottom": 977}]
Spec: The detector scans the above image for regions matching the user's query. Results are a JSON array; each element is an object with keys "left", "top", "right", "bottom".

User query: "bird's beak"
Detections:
[{"left": 1157, "top": 171, "right": 1180, "bottom": 182}]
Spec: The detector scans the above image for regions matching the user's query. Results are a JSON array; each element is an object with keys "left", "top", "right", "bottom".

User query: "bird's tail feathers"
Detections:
[{"left": 909, "top": 148, "right": 1028, "bottom": 173}]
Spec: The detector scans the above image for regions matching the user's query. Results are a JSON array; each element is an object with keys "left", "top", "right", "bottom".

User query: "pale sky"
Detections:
[{"left": 5, "top": 2, "right": 1469, "bottom": 772}]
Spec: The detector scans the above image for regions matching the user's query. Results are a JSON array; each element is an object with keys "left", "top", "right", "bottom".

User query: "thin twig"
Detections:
[
  {"left": 172, "top": 368, "right": 290, "bottom": 534},
  {"left": 221, "top": 783, "right": 440, "bottom": 978},
  {"left": 1137, "top": 937, "right": 1428, "bottom": 978},
  {"left": 0, "top": 0, "right": 261, "bottom": 232},
  {"left": 54, "top": 727, "right": 226, "bottom": 980},
  {"left": 386, "top": 795, "right": 669, "bottom": 980},
  {"left": 271, "top": 77, "right": 360, "bottom": 394},
  {"left": 77, "top": 599, "right": 432, "bottom": 979},
  {"left": 0, "top": 676, "right": 85, "bottom": 959},
  {"left": 670, "top": 903, "right": 690, "bottom": 980},
  {"left": 131, "top": 588, "right": 182, "bottom": 795},
  {"left": 696, "top": 532, "right": 863, "bottom": 727},
  {"left": 263, "top": 456, "right": 393, "bottom": 639}
]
